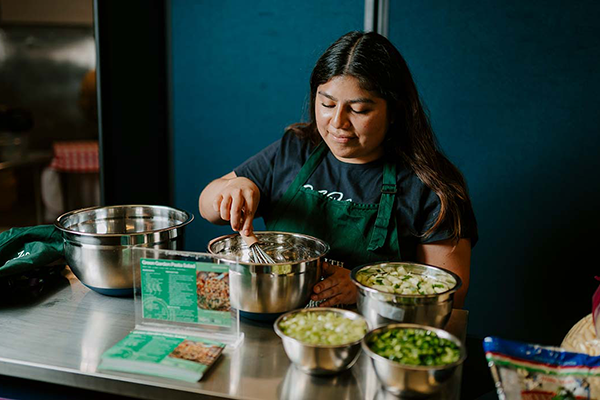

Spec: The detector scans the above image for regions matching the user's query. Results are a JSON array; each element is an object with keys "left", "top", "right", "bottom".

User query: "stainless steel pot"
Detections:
[
  {"left": 55, "top": 205, "right": 193, "bottom": 296},
  {"left": 362, "top": 323, "right": 466, "bottom": 396},
  {"left": 350, "top": 262, "right": 461, "bottom": 329},
  {"left": 207, "top": 231, "right": 329, "bottom": 314}
]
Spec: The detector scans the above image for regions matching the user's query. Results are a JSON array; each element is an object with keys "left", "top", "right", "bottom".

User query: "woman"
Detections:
[{"left": 199, "top": 31, "right": 477, "bottom": 308}]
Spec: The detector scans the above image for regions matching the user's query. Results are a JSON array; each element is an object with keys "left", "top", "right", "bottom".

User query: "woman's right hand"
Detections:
[
  {"left": 214, "top": 176, "right": 260, "bottom": 235},
  {"left": 200, "top": 172, "right": 260, "bottom": 235}
]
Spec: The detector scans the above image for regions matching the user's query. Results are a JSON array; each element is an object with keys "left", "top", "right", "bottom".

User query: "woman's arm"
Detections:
[
  {"left": 415, "top": 238, "right": 471, "bottom": 308},
  {"left": 198, "top": 171, "right": 260, "bottom": 235}
]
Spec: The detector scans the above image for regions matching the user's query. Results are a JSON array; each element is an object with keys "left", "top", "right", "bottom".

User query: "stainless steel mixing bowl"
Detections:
[
  {"left": 351, "top": 262, "right": 461, "bottom": 329},
  {"left": 55, "top": 205, "right": 193, "bottom": 296},
  {"left": 361, "top": 323, "right": 466, "bottom": 396},
  {"left": 207, "top": 231, "right": 328, "bottom": 315},
  {"left": 274, "top": 308, "right": 367, "bottom": 375}
]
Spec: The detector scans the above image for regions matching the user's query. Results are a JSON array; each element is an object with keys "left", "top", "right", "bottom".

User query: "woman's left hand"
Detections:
[{"left": 311, "top": 262, "right": 357, "bottom": 307}]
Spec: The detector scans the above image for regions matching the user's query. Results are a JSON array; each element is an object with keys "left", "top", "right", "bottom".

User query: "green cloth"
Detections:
[
  {"left": 0, "top": 225, "right": 64, "bottom": 278},
  {"left": 265, "top": 142, "right": 401, "bottom": 269}
]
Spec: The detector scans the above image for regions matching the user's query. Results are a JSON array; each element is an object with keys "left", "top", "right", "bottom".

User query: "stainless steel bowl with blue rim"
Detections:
[
  {"left": 274, "top": 308, "right": 367, "bottom": 375},
  {"left": 361, "top": 323, "right": 466, "bottom": 396},
  {"left": 207, "top": 231, "right": 329, "bottom": 320},
  {"left": 350, "top": 262, "right": 462, "bottom": 329},
  {"left": 55, "top": 205, "right": 193, "bottom": 296}
]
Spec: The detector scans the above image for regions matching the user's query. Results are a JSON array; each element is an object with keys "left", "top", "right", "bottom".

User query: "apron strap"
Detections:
[
  {"left": 367, "top": 161, "right": 397, "bottom": 252},
  {"left": 269, "top": 141, "right": 328, "bottom": 221}
]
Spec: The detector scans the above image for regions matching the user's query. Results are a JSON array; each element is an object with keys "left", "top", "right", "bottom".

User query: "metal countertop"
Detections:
[{"left": 0, "top": 268, "right": 467, "bottom": 400}]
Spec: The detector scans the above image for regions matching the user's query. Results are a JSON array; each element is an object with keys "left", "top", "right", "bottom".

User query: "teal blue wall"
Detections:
[
  {"left": 171, "top": 0, "right": 364, "bottom": 250},
  {"left": 388, "top": 1, "right": 600, "bottom": 344},
  {"left": 171, "top": 1, "right": 599, "bottom": 344}
]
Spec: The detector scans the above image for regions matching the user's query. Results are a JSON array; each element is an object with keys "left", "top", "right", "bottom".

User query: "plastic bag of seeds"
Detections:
[{"left": 484, "top": 336, "right": 600, "bottom": 400}]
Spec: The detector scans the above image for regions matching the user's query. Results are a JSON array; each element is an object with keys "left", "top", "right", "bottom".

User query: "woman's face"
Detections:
[{"left": 315, "top": 75, "right": 390, "bottom": 164}]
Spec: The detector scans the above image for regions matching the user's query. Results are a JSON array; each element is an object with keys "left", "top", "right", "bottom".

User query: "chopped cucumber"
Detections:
[{"left": 355, "top": 264, "right": 456, "bottom": 295}]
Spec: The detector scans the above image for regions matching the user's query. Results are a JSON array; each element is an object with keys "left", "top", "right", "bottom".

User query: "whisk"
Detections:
[{"left": 241, "top": 232, "right": 276, "bottom": 264}]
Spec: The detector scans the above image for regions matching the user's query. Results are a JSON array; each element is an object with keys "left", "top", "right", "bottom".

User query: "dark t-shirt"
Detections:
[{"left": 234, "top": 131, "right": 477, "bottom": 261}]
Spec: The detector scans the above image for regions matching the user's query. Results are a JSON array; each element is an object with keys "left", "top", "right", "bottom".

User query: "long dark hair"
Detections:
[{"left": 288, "top": 31, "right": 471, "bottom": 241}]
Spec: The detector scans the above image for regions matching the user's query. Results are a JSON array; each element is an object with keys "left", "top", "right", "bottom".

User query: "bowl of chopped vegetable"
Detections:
[
  {"left": 351, "top": 262, "right": 461, "bottom": 329},
  {"left": 362, "top": 324, "right": 466, "bottom": 396},
  {"left": 274, "top": 308, "right": 368, "bottom": 375}
]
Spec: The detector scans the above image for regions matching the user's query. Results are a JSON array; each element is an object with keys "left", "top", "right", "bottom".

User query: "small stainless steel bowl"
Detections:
[
  {"left": 351, "top": 262, "right": 462, "bottom": 329},
  {"left": 274, "top": 308, "right": 367, "bottom": 375},
  {"left": 362, "top": 323, "right": 466, "bottom": 396},
  {"left": 207, "top": 231, "right": 329, "bottom": 315},
  {"left": 55, "top": 205, "right": 193, "bottom": 296}
]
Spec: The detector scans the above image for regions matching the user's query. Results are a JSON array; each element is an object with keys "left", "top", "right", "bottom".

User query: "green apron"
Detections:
[{"left": 265, "top": 142, "right": 401, "bottom": 268}]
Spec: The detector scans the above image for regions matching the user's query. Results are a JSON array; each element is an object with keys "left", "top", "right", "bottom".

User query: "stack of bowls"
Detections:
[
  {"left": 350, "top": 262, "right": 462, "bottom": 329},
  {"left": 207, "top": 231, "right": 329, "bottom": 319},
  {"left": 55, "top": 204, "right": 193, "bottom": 296}
]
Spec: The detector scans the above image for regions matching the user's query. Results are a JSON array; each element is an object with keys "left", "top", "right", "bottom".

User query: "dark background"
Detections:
[
  {"left": 385, "top": 1, "right": 600, "bottom": 345},
  {"left": 163, "top": 0, "right": 599, "bottom": 346}
]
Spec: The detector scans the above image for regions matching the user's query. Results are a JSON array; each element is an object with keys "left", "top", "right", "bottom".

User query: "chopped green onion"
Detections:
[
  {"left": 279, "top": 311, "right": 367, "bottom": 345},
  {"left": 367, "top": 328, "right": 460, "bottom": 366}
]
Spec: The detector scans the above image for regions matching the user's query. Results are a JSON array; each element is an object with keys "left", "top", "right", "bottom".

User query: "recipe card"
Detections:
[
  {"left": 140, "top": 258, "right": 232, "bottom": 327},
  {"left": 130, "top": 248, "right": 243, "bottom": 349},
  {"left": 98, "top": 330, "right": 225, "bottom": 382}
]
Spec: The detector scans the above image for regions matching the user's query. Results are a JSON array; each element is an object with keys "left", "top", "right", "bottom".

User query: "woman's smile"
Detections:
[{"left": 329, "top": 132, "right": 356, "bottom": 143}]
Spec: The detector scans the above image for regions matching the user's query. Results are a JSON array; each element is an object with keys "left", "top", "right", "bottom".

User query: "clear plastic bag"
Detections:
[{"left": 562, "top": 314, "right": 600, "bottom": 357}]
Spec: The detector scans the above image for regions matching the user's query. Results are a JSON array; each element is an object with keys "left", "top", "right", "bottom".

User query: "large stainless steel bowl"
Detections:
[
  {"left": 274, "top": 308, "right": 367, "bottom": 375},
  {"left": 362, "top": 323, "right": 466, "bottom": 396},
  {"left": 207, "top": 231, "right": 328, "bottom": 315},
  {"left": 55, "top": 205, "right": 193, "bottom": 296},
  {"left": 351, "top": 262, "right": 461, "bottom": 329}
]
